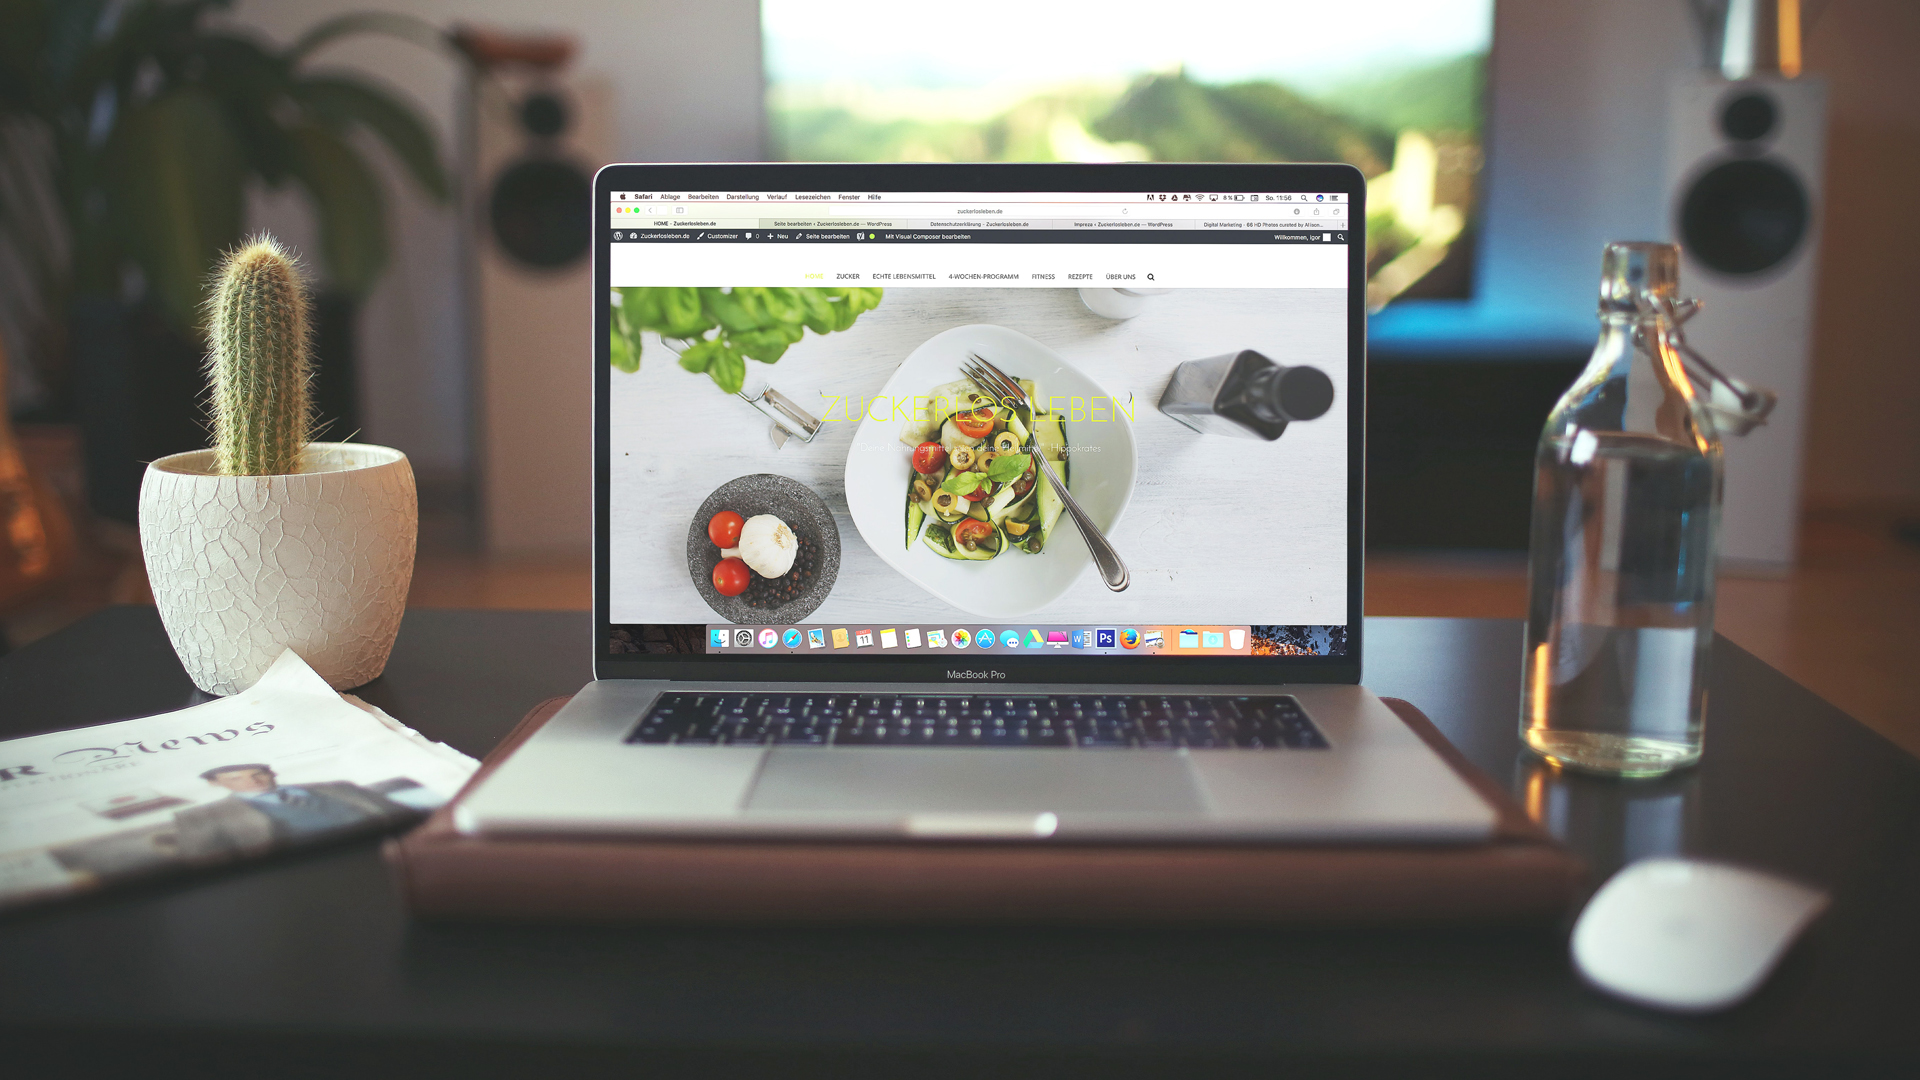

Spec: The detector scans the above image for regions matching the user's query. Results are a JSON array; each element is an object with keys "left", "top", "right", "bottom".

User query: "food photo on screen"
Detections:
[{"left": 604, "top": 286, "right": 1349, "bottom": 642}]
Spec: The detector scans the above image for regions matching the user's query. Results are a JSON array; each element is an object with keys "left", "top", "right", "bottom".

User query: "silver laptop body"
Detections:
[{"left": 459, "top": 163, "right": 1496, "bottom": 844}]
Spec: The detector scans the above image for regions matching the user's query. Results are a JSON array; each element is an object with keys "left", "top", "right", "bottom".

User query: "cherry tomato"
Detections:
[
  {"left": 708, "top": 510, "right": 744, "bottom": 548},
  {"left": 712, "top": 557, "right": 751, "bottom": 596},
  {"left": 912, "top": 441, "right": 947, "bottom": 475},
  {"left": 954, "top": 409, "right": 995, "bottom": 439},
  {"left": 953, "top": 518, "right": 995, "bottom": 550},
  {"left": 962, "top": 484, "right": 990, "bottom": 502}
]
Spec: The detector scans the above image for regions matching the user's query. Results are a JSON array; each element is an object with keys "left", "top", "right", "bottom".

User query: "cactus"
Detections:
[{"left": 206, "top": 237, "right": 313, "bottom": 476}]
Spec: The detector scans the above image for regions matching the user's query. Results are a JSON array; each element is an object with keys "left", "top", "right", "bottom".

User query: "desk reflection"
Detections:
[{"left": 1515, "top": 753, "right": 1702, "bottom": 884}]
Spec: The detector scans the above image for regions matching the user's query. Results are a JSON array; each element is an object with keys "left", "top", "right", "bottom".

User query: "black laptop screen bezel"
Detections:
[{"left": 592, "top": 163, "right": 1365, "bottom": 685}]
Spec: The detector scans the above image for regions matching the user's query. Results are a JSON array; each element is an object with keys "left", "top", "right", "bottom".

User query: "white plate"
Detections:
[{"left": 844, "top": 324, "right": 1136, "bottom": 619}]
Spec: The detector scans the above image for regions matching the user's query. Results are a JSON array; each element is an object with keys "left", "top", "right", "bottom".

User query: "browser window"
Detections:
[{"left": 604, "top": 190, "right": 1351, "bottom": 662}]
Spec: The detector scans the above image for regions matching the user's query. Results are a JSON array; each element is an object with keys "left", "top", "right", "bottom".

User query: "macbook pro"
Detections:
[{"left": 458, "top": 163, "right": 1494, "bottom": 843}]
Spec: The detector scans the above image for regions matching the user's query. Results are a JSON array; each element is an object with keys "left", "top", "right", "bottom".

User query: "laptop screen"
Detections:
[{"left": 598, "top": 167, "right": 1360, "bottom": 681}]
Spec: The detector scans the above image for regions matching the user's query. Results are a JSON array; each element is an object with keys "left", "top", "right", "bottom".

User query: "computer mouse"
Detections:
[{"left": 1571, "top": 857, "right": 1828, "bottom": 1013}]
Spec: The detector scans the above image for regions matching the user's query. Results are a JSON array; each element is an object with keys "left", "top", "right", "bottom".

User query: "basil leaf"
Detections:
[
  {"left": 656, "top": 287, "right": 716, "bottom": 339},
  {"left": 609, "top": 325, "right": 640, "bottom": 373},
  {"left": 677, "top": 337, "right": 722, "bottom": 373},
  {"left": 707, "top": 345, "right": 747, "bottom": 394},
  {"left": 940, "top": 472, "right": 984, "bottom": 495},
  {"left": 986, "top": 453, "right": 1030, "bottom": 483}
]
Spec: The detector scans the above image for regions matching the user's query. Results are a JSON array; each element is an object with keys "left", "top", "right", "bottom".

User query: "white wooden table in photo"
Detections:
[{"left": 608, "top": 287, "right": 1349, "bottom": 627}]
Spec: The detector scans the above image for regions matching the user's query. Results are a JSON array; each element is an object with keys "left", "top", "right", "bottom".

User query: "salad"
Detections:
[{"left": 899, "top": 377, "right": 1068, "bottom": 561}]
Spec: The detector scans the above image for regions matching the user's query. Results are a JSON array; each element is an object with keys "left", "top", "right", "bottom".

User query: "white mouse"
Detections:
[{"left": 1571, "top": 857, "right": 1829, "bottom": 1013}]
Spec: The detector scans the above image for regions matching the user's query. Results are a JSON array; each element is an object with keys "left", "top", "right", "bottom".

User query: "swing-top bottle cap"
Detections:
[
  {"left": 1599, "top": 242, "right": 1679, "bottom": 313},
  {"left": 1594, "top": 241, "right": 1779, "bottom": 436}
]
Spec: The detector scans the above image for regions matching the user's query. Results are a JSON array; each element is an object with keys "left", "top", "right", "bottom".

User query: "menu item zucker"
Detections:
[{"left": 899, "top": 378, "right": 1067, "bottom": 561}]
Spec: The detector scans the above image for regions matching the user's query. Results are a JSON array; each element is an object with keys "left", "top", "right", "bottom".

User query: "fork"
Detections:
[{"left": 962, "top": 353, "right": 1129, "bottom": 592}]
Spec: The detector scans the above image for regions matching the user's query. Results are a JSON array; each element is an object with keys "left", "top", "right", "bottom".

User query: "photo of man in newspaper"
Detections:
[{"left": 172, "top": 764, "right": 421, "bottom": 861}]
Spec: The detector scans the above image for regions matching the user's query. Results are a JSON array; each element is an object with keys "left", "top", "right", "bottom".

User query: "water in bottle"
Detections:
[{"left": 1521, "top": 243, "right": 1722, "bottom": 777}]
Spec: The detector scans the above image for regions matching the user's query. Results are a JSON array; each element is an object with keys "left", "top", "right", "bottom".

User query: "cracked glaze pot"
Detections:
[{"left": 138, "top": 442, "right": 416, "bottom": 695}]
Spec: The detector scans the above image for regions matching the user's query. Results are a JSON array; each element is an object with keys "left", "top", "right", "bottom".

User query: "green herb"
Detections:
[
  {"left": 985, "top": 453, "right": 1031, "bottom": 483},
  {"left": 608, "top": 286, "right": 883, "bottom": 393},
  {"left": 940, "top": 472, "right": 986, "bottom": 495}
]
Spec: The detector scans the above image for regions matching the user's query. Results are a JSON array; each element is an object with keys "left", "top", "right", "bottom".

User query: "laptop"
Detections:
[{"left": 457, "top": 163, "right": 1495, "bottom": 843}]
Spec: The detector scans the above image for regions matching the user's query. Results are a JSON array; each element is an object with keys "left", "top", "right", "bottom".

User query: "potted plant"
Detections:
[{"left": 138, "top": 237, "right": 414, "bottom": 695}]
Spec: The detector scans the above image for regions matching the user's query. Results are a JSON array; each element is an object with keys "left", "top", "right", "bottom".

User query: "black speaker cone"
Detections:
[
  {"left": 1678, "top": 157, "right": 1808, "bottom": 276},
  {"left": 489, "top": 157, "right": 592, "bottom": 269},
  {"left": 1719, "top": 92, "right": 1777, "bottom": 142},
  {"left": 519, "top": 92, "right": 569, "bottom": 138}
]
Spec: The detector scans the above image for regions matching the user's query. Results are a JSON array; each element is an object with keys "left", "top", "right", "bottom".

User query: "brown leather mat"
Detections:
[{"left": 386, "top": 695, "right": 1582, "bottom": 925}]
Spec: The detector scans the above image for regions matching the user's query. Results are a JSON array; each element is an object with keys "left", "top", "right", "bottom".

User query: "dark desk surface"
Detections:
[{"left": 3, "top": 607, "right": 1917, "bottom": 1078}]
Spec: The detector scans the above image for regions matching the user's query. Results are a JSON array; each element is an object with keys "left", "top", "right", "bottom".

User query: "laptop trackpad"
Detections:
[{"left": 744, "top": 750, "right": 1204, "bottom": 814}]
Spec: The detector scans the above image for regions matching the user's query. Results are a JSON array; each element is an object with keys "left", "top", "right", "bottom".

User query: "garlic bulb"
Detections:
[{"left": 733, "top": 514, "right": 797, "bottom": 577}]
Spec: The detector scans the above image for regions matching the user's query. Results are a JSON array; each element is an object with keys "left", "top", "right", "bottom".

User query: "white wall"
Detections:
[{"left": 231, "top": 0, "right": 765, "bottom": 483}]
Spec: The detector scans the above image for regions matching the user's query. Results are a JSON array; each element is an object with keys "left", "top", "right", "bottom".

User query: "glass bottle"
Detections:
[
  {"left": 1520, "top": 242, "right": 1722, "bottom": 777},
  {"left": 1158, "top": 349, "right": 1334, "bottom": 440}
]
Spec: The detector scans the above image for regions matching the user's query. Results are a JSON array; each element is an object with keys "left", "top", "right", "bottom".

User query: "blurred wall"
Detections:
[
  {"left": 1472, "top": 0, "right": 1695, "bottom": 334},
  {"left": 1799, "top": 1, "right": 1920, "bottom": 505},
  {"left": 231, "top": 0, "right": 1917, "bottom": 510},
  {"left": 230, "top": 0, "right": 765, "bottom": 489}
]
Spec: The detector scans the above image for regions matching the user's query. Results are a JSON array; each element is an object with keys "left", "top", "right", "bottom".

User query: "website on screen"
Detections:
[{"left": 604, "top": 191, "right": 1352, "bottom": 662}]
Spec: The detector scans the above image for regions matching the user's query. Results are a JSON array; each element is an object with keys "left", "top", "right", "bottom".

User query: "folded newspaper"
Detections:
[{"left": 0, "top": 650, "right": 478, "bottom": 913}]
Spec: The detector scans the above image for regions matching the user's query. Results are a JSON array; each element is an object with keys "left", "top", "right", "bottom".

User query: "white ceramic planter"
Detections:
[{"left": 138, "top": 442, "right": 417, "bottom": 696}]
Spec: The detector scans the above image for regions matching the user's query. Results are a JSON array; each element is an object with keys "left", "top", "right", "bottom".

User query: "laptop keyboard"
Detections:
[{"left": 629, "top": 693, "right": 1328, "bottom": 750}]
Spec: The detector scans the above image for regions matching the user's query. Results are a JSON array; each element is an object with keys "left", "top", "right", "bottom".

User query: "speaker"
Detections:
[
  {"left": 1664, "top": 74, "right": 1826, "bottom": 572},
  {"left": 467, "top": 67, "right": 612, "bottom": 552}
]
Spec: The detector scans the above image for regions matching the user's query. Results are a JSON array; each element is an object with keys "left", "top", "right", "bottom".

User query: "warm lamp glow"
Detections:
[
  {"left": 1528, "top": 643, "right": 1552, "bottom": 731},
  {"left": 1778, "top": 0, "right": 1802, "bottom": 78}
]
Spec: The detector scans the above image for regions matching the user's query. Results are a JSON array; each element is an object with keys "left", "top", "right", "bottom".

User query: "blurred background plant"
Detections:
[{"left": 0, "top": 0, "right": 451, "bottom": 518}]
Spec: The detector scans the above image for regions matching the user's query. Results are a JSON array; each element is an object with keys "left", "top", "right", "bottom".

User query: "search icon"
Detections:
[{"left": 1146, "top": 273, "right": 1155, "bottom": 281}]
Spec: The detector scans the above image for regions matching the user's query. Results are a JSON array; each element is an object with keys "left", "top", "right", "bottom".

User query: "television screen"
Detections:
[{"left": 762, "top": 0, "right": 1493, "bottom": 306}]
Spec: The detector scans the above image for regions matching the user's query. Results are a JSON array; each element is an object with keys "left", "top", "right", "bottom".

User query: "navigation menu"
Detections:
[{"left": 606, "top": 238, "right": 1348, "bottom": 290}]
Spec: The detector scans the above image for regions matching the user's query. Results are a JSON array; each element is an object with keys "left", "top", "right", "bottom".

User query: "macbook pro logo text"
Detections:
[{"left": 945, "top": 669, "right": 1007, "bottom": 680}]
